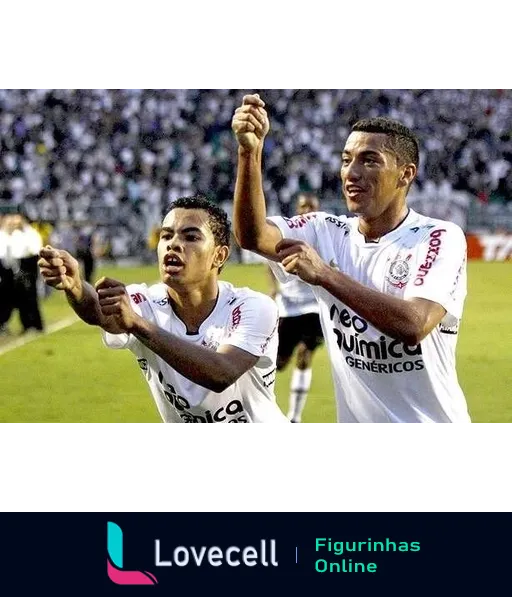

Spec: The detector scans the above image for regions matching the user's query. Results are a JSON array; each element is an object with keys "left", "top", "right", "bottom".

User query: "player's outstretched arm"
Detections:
[
  {"left": 321, "top": 268, "right": 446, "bottom": 345},
  {"left": 232, "top": 93, "right": 283, "bottom": 260},
  {"left": 38, "top": 246, "right": 123, "bottom": 333},
  {"left": 131, "top": 319, "right": 258, "bottom": 393},
  {"left": 276, "top": 238, "right": 447, "bottom": 345},
  {"left": 95, "top": 277, "right": 259, "bottom": 392}
]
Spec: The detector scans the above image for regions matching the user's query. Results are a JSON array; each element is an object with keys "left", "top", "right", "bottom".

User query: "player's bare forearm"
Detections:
[
  {"left": 233, "top": 146, "right": 281, "bottom": 259},
  {"left": 319, "top": 267, "right": 442, "bottom": 345},
  {"left": 65, "top": 281, "right": 101, "bottom": 324},
  {"left": 65, "top": 281, "right": 120, "bottom": 332},
  {"left": 130, "top": 318, "right": 252, "bottom": 393}
]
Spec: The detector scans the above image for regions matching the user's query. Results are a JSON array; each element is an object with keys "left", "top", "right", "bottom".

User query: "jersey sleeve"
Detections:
[
  {"left": 223, "top": 293, "right": 279, "bottom": 368},
  {"left": 101, "top": 283, "right": 149, "bottom": 351},
  {"left": 404, "top": 223, "right": 467, "bottom": 320},
  {"left": 266, "top": 211, "right": 325, "bottom": 284}
]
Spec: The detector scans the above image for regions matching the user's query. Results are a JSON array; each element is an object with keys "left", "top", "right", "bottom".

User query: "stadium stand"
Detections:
[{"left": 0, "top": 89, "right": 511, "bottom": 259}]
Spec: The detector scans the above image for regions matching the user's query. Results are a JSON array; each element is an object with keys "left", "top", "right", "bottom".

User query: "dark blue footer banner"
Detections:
[{"left": 1, "top": 513, "right": 508, "bottom": 595}]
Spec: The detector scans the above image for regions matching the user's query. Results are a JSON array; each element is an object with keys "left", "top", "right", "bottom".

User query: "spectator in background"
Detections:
[
  {"left": 0, "top": 214, "right": 16, "bottom": 334},
  {"left": 0, "top": 89, "right": 510, "bottom": 245},
  {"left": 0, "top": 212, "right": 44, "bottom": 334},
  {"left": 49, "top": 221, "right": 76, "bottom": 254}
]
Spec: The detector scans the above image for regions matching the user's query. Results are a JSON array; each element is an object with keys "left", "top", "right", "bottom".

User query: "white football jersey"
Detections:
[
  {"left": 274, "top": 275, "right": 319, "bottom": 318},
  {"left": 268, "top": 209, "right": 470, "bottom": 423},
  {"left": 103, "top": 281, "right": 288, "bottom": 423}
]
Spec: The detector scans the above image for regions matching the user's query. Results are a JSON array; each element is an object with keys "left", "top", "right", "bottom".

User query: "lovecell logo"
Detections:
[{"left": 107, "top": 522, "right": 158, "bottom": 585}]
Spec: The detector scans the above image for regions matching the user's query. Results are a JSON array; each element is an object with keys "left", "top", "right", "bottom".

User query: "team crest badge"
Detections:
[{"left": 386, "top": 254, "right": 412, "bottom": 289}]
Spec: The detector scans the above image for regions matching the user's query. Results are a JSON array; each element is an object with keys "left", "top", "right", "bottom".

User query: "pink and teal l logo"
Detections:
[{"left": 107, "top": 522, "right": 158, "bottom": 585}]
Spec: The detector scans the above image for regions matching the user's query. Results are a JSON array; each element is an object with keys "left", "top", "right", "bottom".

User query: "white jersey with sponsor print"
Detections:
[
  {"left": 103, "top": 281, "right": 287, "bottom": 423},
  {"left": 268, "top": 209, "right": 470, "bottom": 423},
  {"left": 275, "top": 274, "right": 320, "bottom": 318}
]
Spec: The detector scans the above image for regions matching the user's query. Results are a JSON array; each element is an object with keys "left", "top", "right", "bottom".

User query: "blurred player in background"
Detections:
[
  {"left": 267, "top": 192, "right": 324, "bottom": 422},
  {"left": 232, "top": 94, "right": 470, "bottom": 423},
  {"left": 75, "top": 222, "right": 98, "bottom": 284},
  {"left": 38, "top": 195, "right": 288, "bottom": 423}
]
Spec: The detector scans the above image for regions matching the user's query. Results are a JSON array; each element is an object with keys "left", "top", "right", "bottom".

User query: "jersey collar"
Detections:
[{"left": 351, "top": 208, "right": 419, "bottom": 247}]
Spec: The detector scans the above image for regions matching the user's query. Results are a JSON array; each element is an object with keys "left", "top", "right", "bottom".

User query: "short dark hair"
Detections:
[
  {"left": 166, "top": 195, "right": 231, "bottom": 248},
  {"left": 351, "top": 117, "right": 420, "bottom": 168}
]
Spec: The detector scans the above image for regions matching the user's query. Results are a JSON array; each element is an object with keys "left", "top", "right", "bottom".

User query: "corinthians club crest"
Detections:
[{"left": 386, "top": 254, "right": 412, "bottom": 289}]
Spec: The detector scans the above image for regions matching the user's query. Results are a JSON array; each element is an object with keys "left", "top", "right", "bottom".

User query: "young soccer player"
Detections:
[{"left": 38, "top": 196, "right": 288, "bottom": 423}]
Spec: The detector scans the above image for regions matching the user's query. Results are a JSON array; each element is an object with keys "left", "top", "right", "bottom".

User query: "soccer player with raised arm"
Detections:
[
  {"left": 38, "top": 196, "right": 288, "bottom": 423},
  {"left": 232, "top": 94, "right": 470, "bottom": 423}
]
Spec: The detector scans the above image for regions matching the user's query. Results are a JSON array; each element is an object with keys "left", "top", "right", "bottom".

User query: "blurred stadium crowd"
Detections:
[{"left": 0, "top": 89, "right": 511, "bottom": 260}]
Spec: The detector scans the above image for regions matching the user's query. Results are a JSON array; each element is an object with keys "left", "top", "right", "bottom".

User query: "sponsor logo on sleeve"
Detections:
[{"left": 413, "top": 229, "right": 446, "bottom": 286}]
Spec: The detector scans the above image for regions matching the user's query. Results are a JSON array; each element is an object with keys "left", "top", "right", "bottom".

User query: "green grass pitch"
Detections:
[{"left": 0, "top": 261, "right": 509, "bottom": 422}]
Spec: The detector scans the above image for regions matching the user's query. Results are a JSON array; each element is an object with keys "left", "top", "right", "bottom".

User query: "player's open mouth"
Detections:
[
  {"left": 164, "top": 254, "right": 185, "bottom": 272},
  {"left": 164, "top": 264, "right": 184, "bottom": 273},
  {"left": 345, "top": 185, "right": 366, "bottom": 199}
]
